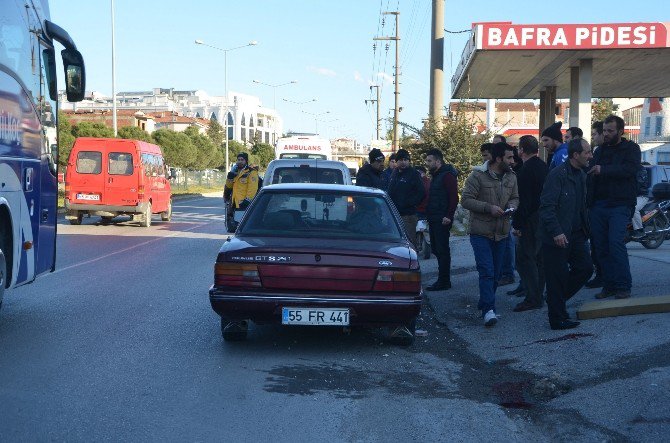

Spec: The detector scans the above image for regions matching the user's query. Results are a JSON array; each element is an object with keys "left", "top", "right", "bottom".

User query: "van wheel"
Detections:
[
  {"left": 69, "top": 213, "right": 83, "bottom": 225},
  {"left": 161, "top": 200, "right": 172, "bottom": 221},
  {"left": 0, "top": 246, "right": 6, "bottom": 312},
  {"left": 140, "top": 203, "right": 152, "bottom": 227}
]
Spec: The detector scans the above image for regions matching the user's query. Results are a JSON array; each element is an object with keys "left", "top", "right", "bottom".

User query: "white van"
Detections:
[{"left": 263, "top": 159, "right": 352, "bottom": 186}]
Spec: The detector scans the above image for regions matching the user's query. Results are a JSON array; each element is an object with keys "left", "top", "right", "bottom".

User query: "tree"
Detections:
[
  {"left": 152, "top": 129, "right": 197, "bottom": 168},
  {"left": 57, "top": 111, "right": 76, "bottom": 167},
  {"left": 250, "top": 142, "right": 275, "bottom": 169},
  {"left": 117, "top": 125, "right": 152, "bottom": 142},
  {"left": 71, "top": 121, "right": 115, "bottom": 138},
  {"left": 184, "top": 126, "right": 222, "bottom": 169},
  {"left": 592, "top": 98, "right": 619, "bottom": 124},
  {"left": 400, "top": 102, "right": 490, "bottom": 190},
  {"left": 207, "top": 118, "right": 225, "bottom": 149}
]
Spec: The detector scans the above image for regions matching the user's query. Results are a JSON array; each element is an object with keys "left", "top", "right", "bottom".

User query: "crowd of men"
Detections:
[{"left": 357, "top": 114, "right": 642, "bottom": 331}]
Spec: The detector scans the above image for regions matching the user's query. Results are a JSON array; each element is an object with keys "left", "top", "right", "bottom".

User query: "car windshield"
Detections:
[{"left": 238, "top": 191, "right": 403, "bottom": 241}]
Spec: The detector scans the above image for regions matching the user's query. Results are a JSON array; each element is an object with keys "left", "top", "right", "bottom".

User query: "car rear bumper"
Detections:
[
  {"left": 209, "top": 287, "right": 422, "bottom": 326},
  {"left": 64, "top": 199, "right": 149, "bottom": 216}
]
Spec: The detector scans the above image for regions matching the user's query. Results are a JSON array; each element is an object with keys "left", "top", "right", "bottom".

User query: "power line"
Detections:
[{"left": 444, "top": 28, "right": 471, "bottom": 34}]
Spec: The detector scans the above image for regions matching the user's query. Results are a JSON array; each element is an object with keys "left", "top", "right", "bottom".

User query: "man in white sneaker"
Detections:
[{"left": 461, "top": 143, "right": 519, "bottom": 327}]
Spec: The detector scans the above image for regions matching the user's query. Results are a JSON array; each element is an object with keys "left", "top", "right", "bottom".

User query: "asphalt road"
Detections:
[{"left": 1, "top": 195, "right": 666, "bottom": 441}]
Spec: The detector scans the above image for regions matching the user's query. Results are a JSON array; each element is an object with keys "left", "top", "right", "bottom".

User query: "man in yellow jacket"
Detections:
[{"left": 224, "top": 152, "right": 259, "bottom": 211}]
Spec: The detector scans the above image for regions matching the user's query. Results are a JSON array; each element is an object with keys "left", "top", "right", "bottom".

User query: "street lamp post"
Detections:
[
  {"left": 301, "top": 110, "right": 330, "bottom": 135},
  {"left": 195, "top": 39, "right": 257, "bottom": 173},
  {"left": 252, "top": 79, "right": 297, "bottom": 144}
]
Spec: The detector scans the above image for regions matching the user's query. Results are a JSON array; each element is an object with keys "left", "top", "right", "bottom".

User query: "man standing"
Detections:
[
  {"left": 461, "top": 143, "right": 519, "bottom": 326},
  {"left": 480, "top": 143, "right": 493, "bottom": 164},
  {"left": 585, "top": 121, "right": 605, "bottom": 289},
  {"left": 424, "top": 148, "right": 459, "bottom": 291},
  {"left": 511, "top": 135, "right": 549, "bottom": 312},
  {"left": 224, "top": 152, "right": 259, "bottom": 211},
  {"left": 588, "top": 115, "right": 642, "bottom": 300},
  {"left": 387, "top": 149, "right": 425, "bottom": 248},
  {"left": 356, "top": 148, "right": 385, "bottom": 189},
  {"left": 540, "top": 122, "right": 563, "bottom": 168},
  {"left": 381, "top": 153, "right": 397, "bottom": 190},
  {"left": 540, "top": 139, "right": 593, "bottom": 330},
  {"left": 550, "top": 126, "right": 583, "bottom": 169}
]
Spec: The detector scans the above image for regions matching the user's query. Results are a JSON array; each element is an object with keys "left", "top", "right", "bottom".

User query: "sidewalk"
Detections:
[{"left": 420, "top": 236, "right": 670, "bottom": 436}]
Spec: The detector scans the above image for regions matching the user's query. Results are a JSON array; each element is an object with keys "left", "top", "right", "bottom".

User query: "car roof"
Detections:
[
  {"left": 267, "top": 159, "right": 348, "bottom": 167},
  {"left": 261, "top": 183, "right": 386, "bottom": 194}
]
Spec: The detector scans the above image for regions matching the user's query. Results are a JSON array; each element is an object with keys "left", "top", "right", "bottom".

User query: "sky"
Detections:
[{"left": 49, "top": 0, "right": 668, "bottom": 145}]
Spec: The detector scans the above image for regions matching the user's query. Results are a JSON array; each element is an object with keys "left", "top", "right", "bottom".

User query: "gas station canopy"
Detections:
[{"left": 451, "top": 22, "right": 670, "bottom": 100}]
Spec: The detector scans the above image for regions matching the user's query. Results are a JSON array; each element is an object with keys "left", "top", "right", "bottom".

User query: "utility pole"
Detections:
[
  {"left": 374, "top": 11, "right": 400, "bottom": 152},
  {"left": 365, "top": 85, "right": 381, "bottom": 140},
  {"left": 429, "top": 0, "right": 444, "bottom": 127}
]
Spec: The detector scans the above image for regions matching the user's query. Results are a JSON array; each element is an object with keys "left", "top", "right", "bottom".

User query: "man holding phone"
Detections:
[{"left": 539, "top": 138, "right": 593, "bottom": 330}]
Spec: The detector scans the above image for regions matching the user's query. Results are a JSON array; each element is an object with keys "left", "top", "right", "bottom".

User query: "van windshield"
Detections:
[
  {"left": 271, "top": 167, "right": 344, "bottom": 185},
  {"left": 76, "top": 151, "right": 102, "bottom": 174}
]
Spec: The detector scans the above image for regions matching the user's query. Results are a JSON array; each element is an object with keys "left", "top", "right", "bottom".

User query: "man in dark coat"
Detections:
[
  {"left": 387, "top": 149, "right": 425, "bottom": 248},
  {"left": 539, "top": 138, "right": 593, "bottom": 330},
  {"left": 424, "top": 148, "right": 459, "bottom": 291},
  {"left": 356, "top": 148, "right": 385, "bottom": 189},
  {"left": 511, "top": 135, "right": 548, "bottom": 312},
  {"left": 587, "top": 115, "right": 641, "bottom": 300}
]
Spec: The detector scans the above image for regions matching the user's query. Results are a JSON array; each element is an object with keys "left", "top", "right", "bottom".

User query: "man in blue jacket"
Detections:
[{"left": 387, "top": 149, "right": 425, "bottom": 247}]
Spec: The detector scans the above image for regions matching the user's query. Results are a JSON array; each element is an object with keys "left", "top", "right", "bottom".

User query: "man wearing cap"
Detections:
[
  {"left": 224, "top": 152, "right": 259, "bottom": 214},
  {"left": 540, "top": 122, "right": 564, "bottom": 169},
  {"left": 356, "top": 148, "right": 385, "bottom": 189},
  {"left": 387, "top": 149, "right": 425, "bottom": 248}
]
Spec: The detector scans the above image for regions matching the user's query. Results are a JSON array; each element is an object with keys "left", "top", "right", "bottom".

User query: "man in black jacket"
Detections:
[
  {"left": 539, "top": 138, "right": 593, "bottom": 330},
  {"left": 424, "top": 148, "right": 459, "bottom": 291},
  {"left": 511, "top": 135, "right": 548, "bottom": 312},
  {"left": 356, "top": 148, "right": 385, "bottom": 189},
  {"left": 587, "top": 115, "right": 641, "bottom": 300},
  {"left": 387, "top": 149, "right": 425, "bottom": 248}
]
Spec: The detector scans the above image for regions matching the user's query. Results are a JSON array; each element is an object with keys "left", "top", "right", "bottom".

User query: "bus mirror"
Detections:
[{"left": 61, "top": 49, "right": 85, "bottom": 102}]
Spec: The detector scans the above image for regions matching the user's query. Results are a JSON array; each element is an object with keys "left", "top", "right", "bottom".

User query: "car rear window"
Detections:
[
  {"left": 270, "top": 167, "right": 344, "bottom": 185},
  {"left": 76, "top": 151, "right": 102, "bottom": 174},
  {"left": 108, "top": 152, "right": 134, "bottom": 175},
  {"left": 238, "top": 191, "right": 403, "bottom": 241}
]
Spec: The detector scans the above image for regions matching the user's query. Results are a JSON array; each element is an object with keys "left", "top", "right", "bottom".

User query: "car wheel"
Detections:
[
  {"left": 389, "top": 319, "right": 416, "bottom": 346},
  {"left": 221, "top": 318, "right": 248, "bottom": 341},
  {"left": 161, "top": 200, "right": 172, "bottom": 221},
  {"left": 0, "top": 245, "right": 6, "bottom": 312},
  {"left": 140, "top": 203, "right": 152, "bottom": 228},
  {"left": 69, "top": 213, "right": 83, "bottom": 225}
]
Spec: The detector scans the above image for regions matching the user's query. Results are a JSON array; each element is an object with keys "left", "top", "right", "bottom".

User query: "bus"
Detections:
[
  {"left": 0, "top": 0, "right": 85, "bottom": 309},
  {"left": 275, "top": 135, "right": 333, "bottom": 160}
]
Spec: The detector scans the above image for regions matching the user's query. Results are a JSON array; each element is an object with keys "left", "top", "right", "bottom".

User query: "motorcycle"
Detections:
[
  {"left": 415, "top": 218, "right": 431, "bottom": 259},
  {"left": 625, "top": 195, "right": 670, "bottom": 250}
]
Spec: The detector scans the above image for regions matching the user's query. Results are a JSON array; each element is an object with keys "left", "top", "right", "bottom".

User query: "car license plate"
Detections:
[
  {"left": 281, "top": 308, "right": 350, "bottom": 326},
  {"left": 77, "top": 193, "right": 100, "bottom": 201}
]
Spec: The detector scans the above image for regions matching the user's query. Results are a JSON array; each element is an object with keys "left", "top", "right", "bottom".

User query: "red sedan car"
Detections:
[{"left": 209, "top": 183, "right": 422, "bottom": 345}]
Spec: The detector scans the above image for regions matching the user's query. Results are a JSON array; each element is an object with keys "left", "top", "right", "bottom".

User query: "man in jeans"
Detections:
[
  {"left": 587, "top": 115, "right": 641, "bottom": 300},
  {"left": 461, "top": 143, "right": 518, "bottom": 326},
  {"left": 540, "top": 139, "right": 593, "bottom": 329},
  {"left": 511, "top": 135, "right": 548, "bottom": 312}
]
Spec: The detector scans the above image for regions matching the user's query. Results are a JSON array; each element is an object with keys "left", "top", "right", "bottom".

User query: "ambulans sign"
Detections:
[{"left": 476, "top": 22, "right": 670, "bottom": 50}]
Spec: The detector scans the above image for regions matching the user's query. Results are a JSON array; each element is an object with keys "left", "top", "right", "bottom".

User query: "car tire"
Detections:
[
  {"left": 221, "top": 318, "right": 248, "bottom": 341},
  {"left": 69, "top": 213, "right": 83, "bottom": 225},
  {"left": 161, "top": 200, "right": 172, "bottom": 221},
  {"left": 140, "top": 203, "right": 152, "bottom": 228},
  {"left": 0, "top": 245, "right": 6, "bottom": 312}
]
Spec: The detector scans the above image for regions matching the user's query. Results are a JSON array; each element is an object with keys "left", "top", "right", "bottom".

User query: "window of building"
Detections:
[
  {"left": 645, "top": 117, "right": 651, "bottom": 136},
  {"left": 249, "top": 115, "right": 254, "bottom": 127},
  {"left": 241, "top": 113, "right": 246, "bottom": 126},
  {"left": 655, "top": 116, "right": 664, "bottom": 137}
]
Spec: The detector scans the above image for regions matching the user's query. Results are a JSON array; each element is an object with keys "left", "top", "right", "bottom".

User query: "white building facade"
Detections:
[{"left": 638, "top": 98, "right": 670, "bottom": 165}]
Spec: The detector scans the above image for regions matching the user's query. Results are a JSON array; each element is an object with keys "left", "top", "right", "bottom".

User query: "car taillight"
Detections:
[
  {"left": 373, "top": 270, "right": 421, "bottom": 292},
  {"left": 138, "top": 185, "right": 145, "bottom": 200},
  {"left": 214, "top": 263, "right": 261, "bottom": 288}
]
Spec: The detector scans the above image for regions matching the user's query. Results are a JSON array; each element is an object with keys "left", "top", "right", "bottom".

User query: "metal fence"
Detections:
[{"left": 170, "top": 169, "right": 227, "bottom": 191}]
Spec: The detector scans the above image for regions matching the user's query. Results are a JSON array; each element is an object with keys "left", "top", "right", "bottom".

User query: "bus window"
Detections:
[{"left": 76, "top": 151, "right": 102, "bottom": 174}]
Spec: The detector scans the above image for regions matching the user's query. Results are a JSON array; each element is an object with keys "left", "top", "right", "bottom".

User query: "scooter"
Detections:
[
  {"left": 415, "top": 218, "right": 431, "bottom": 259},
  {"left": 625, "top": 198, "right": 670, "bottom": 249}
]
